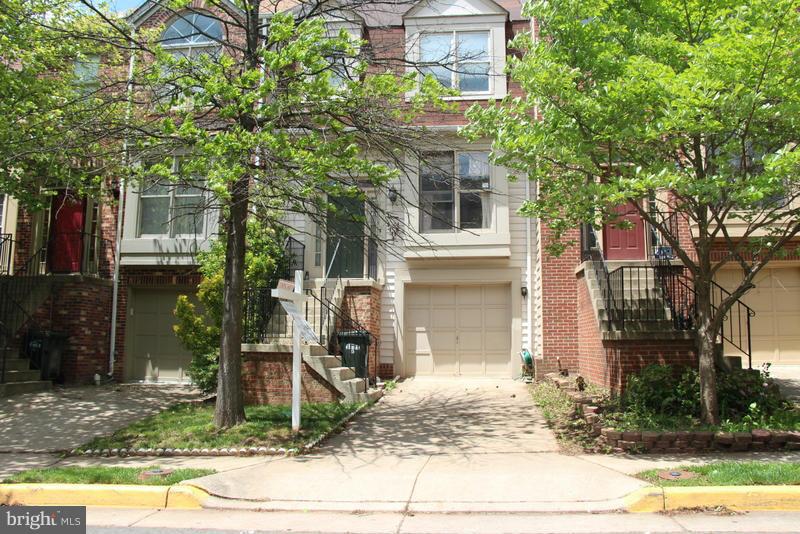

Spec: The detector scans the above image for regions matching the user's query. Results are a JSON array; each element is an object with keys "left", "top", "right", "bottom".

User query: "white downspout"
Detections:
[
  {"left": 109, "top": 31, "right": 137, "bottom": 377},
  {"left": 525, "top": 178, "right": 533, "bottom": 353}
]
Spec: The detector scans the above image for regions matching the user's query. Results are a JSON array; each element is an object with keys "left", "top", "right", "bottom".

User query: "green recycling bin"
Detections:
[{"left": 337, "top": 330, "right": 371, "bottom": 380}]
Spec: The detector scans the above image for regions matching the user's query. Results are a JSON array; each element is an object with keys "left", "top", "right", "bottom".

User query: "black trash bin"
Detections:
[
  {"left": 26, "top": 331, "right": 68, "bottom": 382},
  {"left": 337, "top": 330, "right": 371, "bottom": 380}
]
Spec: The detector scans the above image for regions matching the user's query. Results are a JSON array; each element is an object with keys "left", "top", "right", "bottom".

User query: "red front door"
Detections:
[
  {"left": 603, "top": 202, "right": 646, "bottom": 260},
  {"left": 48, "top": 192, "right": 86, "bottom": 273}
]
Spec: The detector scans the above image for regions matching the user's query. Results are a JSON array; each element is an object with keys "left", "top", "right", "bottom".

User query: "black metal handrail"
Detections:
[
  {"left": 580, "top": 223, "right": 619, "bottom": 326},
  {"left": 243, "top": 285, "right": 379, "bottom": 382},
  {"left": 0, "top": 233, "right": 11, "bottom": 275}
]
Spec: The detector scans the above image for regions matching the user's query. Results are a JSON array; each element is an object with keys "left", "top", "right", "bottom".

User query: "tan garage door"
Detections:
[
  {"left": 127, "top": 288, "right": 195, "bottom": 383},
  {"left": 716, "top": 267, "right": 800, "bottom": 365},
  {"left": 405, "top": 285, "right": 511, "bottom": 377}
]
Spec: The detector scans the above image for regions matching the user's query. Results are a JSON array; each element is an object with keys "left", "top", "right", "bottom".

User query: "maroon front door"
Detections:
[
  {"left": 603, "top": 202, "right": 646, "bottom": 260},
  {"left": 48, "top": 192, "right": 86, "bottom": 273}
]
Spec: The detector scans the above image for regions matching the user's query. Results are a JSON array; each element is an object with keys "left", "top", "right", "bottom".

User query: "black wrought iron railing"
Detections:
[
  {"left": 580, "top": 223, "right": 618, "bottom": 325},
  {"left": 0, "top": 232, "right": 114, "bottom": 382},
  {"left": 243, "top": 286, "right": 379, "bottom": 382},
  {"left": 0, "top": 233, "right": 11, "bottom": 275},
  {"left": 580, "top": 216, "right": 754, "bottom": 368}
]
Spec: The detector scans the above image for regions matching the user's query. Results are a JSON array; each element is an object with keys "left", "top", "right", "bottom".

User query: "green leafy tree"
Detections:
[
  {"left": 174, "top": 220, "right": 288, "bottom": 394},
  {"left": 0, "top": 0, "right": 126, "bottom": 208},
  {"left": 466, "top": 0, "right": 800, "bottom": 424},
  {"left": 122, "top": 0, "right": 444, "bottom": 427}
]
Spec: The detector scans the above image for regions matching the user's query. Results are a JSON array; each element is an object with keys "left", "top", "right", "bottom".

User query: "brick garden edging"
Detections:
[
  {"left": 68, "top": 401, "right": 372, "bottom": 458},
  {"left": 544, "top": 373, "right": 800, "bottom": 454}
]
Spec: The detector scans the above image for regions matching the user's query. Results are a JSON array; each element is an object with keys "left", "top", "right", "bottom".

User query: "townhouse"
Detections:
[{"left": 1, "top": 0, "right": 797, "bottom": 399}]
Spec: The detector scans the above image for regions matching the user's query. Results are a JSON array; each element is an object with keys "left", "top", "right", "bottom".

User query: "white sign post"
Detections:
[{"left": 271, "top": 270, "right": 319, "bottom": 433}]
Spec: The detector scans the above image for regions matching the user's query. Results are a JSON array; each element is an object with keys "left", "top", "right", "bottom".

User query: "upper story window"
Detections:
[
  {"left": 420, "top": 151, "right": 491, "bottom": 232},
  {"left": 420, "top": 31, "right": 490, "bottom": 93},
  {"left": 74, "top": 55, "right": 100, "bottom": 93},
  {"left": 161, "top": 13, "right": 223, "bottom": 58},
  {"left": 137, "top": 159, "right": 206, "bottom": 238}
]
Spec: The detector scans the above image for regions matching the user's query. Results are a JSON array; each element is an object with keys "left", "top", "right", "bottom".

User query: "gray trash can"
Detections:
[{"left": 337, "top": 330, "right": 371, "bottom": 380}]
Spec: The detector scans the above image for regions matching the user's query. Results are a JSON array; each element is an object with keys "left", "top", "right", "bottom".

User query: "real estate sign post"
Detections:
[{"left": 273, "top": 271, "right": 319, "bottom": 432}]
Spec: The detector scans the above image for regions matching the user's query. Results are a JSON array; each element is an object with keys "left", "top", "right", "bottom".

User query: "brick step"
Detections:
[
  {"left": 0, "top": 380, "right": 51, "bottom": 397},
  {"left": 2, "top": 369, "right": 41, "bottom": 382},
  {"left": 1, "top": 357, "right": 32, "bottom": 372}
]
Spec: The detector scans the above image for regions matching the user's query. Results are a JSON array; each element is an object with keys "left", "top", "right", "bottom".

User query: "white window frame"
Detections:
[
  {"left": 160, "top": 12, "right": 223, "bottom": 57},
  {"left": 419, "top": 150, "right": 493, "bottom": 234},
  {"left": 419, "top": 30, "right": 492, "bottom": 95},
  {"left": 405, "top": 12, "right": 508, "bottom": 101},
  {"left": 136, "top": 159, "right": 207, "bottom": 239}
]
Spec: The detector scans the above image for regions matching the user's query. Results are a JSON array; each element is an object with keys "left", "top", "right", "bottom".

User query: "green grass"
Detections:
[
  {"left": 638, "top": 462, "right": 800, "bottom": 487},
  {"left": 3, "top": 466, "right": 214, "bottom": 486},
  {"left": 79, "top": 402, "right": 361, "bottom": 452}
]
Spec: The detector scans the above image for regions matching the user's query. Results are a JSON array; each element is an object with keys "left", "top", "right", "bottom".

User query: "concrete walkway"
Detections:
[
  {"left": 0, "top": 384, "right": 200, "bottom": 454},
  {"left": 190, "top": 378, "right": 650, "bottom": 513}
]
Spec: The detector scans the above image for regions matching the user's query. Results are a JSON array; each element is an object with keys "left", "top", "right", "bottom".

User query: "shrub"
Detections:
[
  {"left": 620, "top": 363, "right": 793, "bottom": 429},
  {"left": 174, "top": 221, "right": 288, "bottom": 393}
]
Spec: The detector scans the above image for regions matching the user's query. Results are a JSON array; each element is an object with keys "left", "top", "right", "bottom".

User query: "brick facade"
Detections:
[
  {"left": 535, "top": 226, "right": 581, "bottom": 377},
  {"left": 339, "top": 285, "right": 381, "bottom": 380},
  {"left": 241, "top": 351, "right": 340, "bottom": 405},
  {"left": 112, "top": 266, "right": 202, "bottom": 381}
]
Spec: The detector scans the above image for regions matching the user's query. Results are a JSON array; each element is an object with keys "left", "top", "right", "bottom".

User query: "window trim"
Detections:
[
  {"left": 419, "top": 150, "right": 493, "bottom": 234},
  {"left": 160, "top": 12, "right": 224, "bottom": 53},
  {"left": 419, "top": 30, "right": 492, "bottom": 95},
  {"left": 405, "top": 14, "right": 508, "bottom": 101},
  {"left": 136, "top": 159, "right": 207, "bottom": 239}
]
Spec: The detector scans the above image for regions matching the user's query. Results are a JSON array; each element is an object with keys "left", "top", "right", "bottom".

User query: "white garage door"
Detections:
[
  {"left": 127, "top": 288, "right": 196, "bottom": 383},
  {"left": 717, "top": 267, "right": 800, "bottom": 365},
  {"left": 405, "top": 285, "right": 511, "bottom": 377}
]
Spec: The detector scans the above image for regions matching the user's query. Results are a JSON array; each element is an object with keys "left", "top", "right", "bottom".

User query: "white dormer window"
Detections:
[
  {"left": 405, "top": 0, "right": 509, "bottom": 100},
  {"left": 420, "top": 31, "right": 490, "bottom": 93}
]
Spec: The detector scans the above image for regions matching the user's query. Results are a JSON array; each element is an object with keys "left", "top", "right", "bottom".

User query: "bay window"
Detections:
[{"left": 420, "top": 151, "right": 491, "bottom": 233}]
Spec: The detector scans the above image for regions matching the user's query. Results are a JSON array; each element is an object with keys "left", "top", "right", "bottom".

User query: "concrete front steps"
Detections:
[
  {"left": 581, "top": 261, "right": 695, "bottom": 342},
  {"left": 302, "top": 345, "right": 382, "bottom": 404},
  {"left": 0, "top": 348, "right": 51, "bottom": 397}
]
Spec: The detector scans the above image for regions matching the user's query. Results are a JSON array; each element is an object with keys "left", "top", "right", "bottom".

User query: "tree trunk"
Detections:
[
  {"left": 213, "top": 174, "right": 250, "bottom": 428},
  {"left": 695, "top": 276, "right": 720, "bottom": 425}
]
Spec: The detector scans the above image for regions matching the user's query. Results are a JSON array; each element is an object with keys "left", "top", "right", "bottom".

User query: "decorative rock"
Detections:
[
  {"left": 785, "top": 442, "right": 800, "bottom": 451},
  {"left": 714, "top": 432, "right": 734, "bottom": 445},
  {"left": 661, "top": 432, "right": 677, "bottom": 442},
  {"left": 621, "top": 431, "right": 641, "bottom": 442},
  {"left": 269, "top": 447, "right": 277, "bottom": 453},
  {"left": 601, "top": 428, "right": 622, "bottom": 441},
  {"left": 772, "top": 431, "right": 790, "bottom": 444},
  {"left": 201, "top": 448, "right": 210, "bottom": 455},
  {"left": 787, "top": 431, "right": 800, "bottom": 443},
  {"left": 257, "top": 447, "right": 267, "bottom": 454},
  {"left": 191, "top": 448, "right": 201, "bottom": 456},
  {"left": 733, "top": 432, "right": 753, "bottom": 443},
  {"left": 641, "top": 431, "right": 661, "bottom": 441},
  {"left": 751, "top": 429, "right": 772, "bottom": 441},
  {"left": 278, "top": 447, "right": 287, "bottom": 454}
]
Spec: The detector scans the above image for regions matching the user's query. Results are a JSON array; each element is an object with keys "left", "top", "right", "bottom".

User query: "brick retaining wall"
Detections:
[{"left": 241, "top": 351, "right": 340, "bottom": 405}]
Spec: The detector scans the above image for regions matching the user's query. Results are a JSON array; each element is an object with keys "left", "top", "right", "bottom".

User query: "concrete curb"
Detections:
[
  {"left": 624, "top": 485, "right": 800, "bottom": 512},
  {"left": 0, "top": 483, "right": 210, "bottom": 509}
]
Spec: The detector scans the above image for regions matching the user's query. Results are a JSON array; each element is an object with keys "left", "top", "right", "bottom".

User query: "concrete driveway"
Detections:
[
  {"left": 0, "top": 384, "right": 200, "bottom": 454},
  {"left": 192, "top": 378, "right": 648, "bottom": 513}
]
